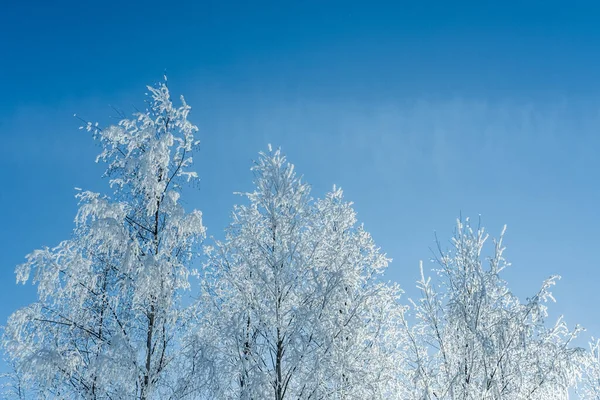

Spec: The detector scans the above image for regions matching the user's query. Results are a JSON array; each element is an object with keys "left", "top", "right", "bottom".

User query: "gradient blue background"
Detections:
[{"left": 1, "top": 0, "right": 599, "bottom": 376}]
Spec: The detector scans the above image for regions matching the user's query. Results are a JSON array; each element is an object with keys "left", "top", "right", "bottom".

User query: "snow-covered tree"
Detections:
[
  {"left": 403, "top": 219, "right": 585, "bottom": 400},
  {"left": 195, "top": 146, "right": 405, "bottom": 399},
  {"left": 579, "top": 339, "right": 600, "bottom": 399},
  {"left": 2, "top": 80, "right": 206, "bottom": 399}
]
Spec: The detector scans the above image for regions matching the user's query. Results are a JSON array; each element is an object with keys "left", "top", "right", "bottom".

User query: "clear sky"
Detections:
[{"left": 1, "top": 0, "right": 599, "bottom": 374}]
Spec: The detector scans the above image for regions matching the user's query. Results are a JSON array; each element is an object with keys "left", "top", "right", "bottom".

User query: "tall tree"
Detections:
[
  {"left": 2, "top": 80, "right": 206, "bottom": 399},
  {"left": 197, "top": 147, "right": 405, "bottom": 399},
  {"left": 403, "top": 218, "right": 585, "bottom": 400}
]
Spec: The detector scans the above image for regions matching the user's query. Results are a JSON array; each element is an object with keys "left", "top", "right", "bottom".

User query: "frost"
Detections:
[
  {"left": 190, "top": 147, "right": 405, "bottom": 399},
  {"left": 2, "top": 83, "right": 595, "bottom": 399},
  {"left": 3, "top": 80, "right": 205, "bottom": 399},
  {"left": 403, "top": 219, "right": 586, "bottom": 400}
]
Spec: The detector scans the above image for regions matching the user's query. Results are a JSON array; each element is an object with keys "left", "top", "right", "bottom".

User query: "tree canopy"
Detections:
[{"left": 2, "top": 81, "right": 597, "bottom": 400}]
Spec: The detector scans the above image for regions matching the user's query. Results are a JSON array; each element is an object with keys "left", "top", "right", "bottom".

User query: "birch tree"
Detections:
[
  {"left": 2, "top": 80, "right": 206, "bottom": 399},
  {"left": 403, "top": 218, "right": 585, "bottom": 400},
  {"left": 197, "top": 146, "right": 405, "bottom": 399}
]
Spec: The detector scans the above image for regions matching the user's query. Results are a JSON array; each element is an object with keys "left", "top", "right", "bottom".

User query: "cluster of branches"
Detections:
[{"left": 2, "top": 81, "right": 598, "bottom": 400}]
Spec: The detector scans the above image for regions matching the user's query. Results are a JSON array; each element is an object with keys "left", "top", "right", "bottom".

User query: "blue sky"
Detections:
[{"left": 1, "top": 0, "right": 599, "bottom": 372}]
